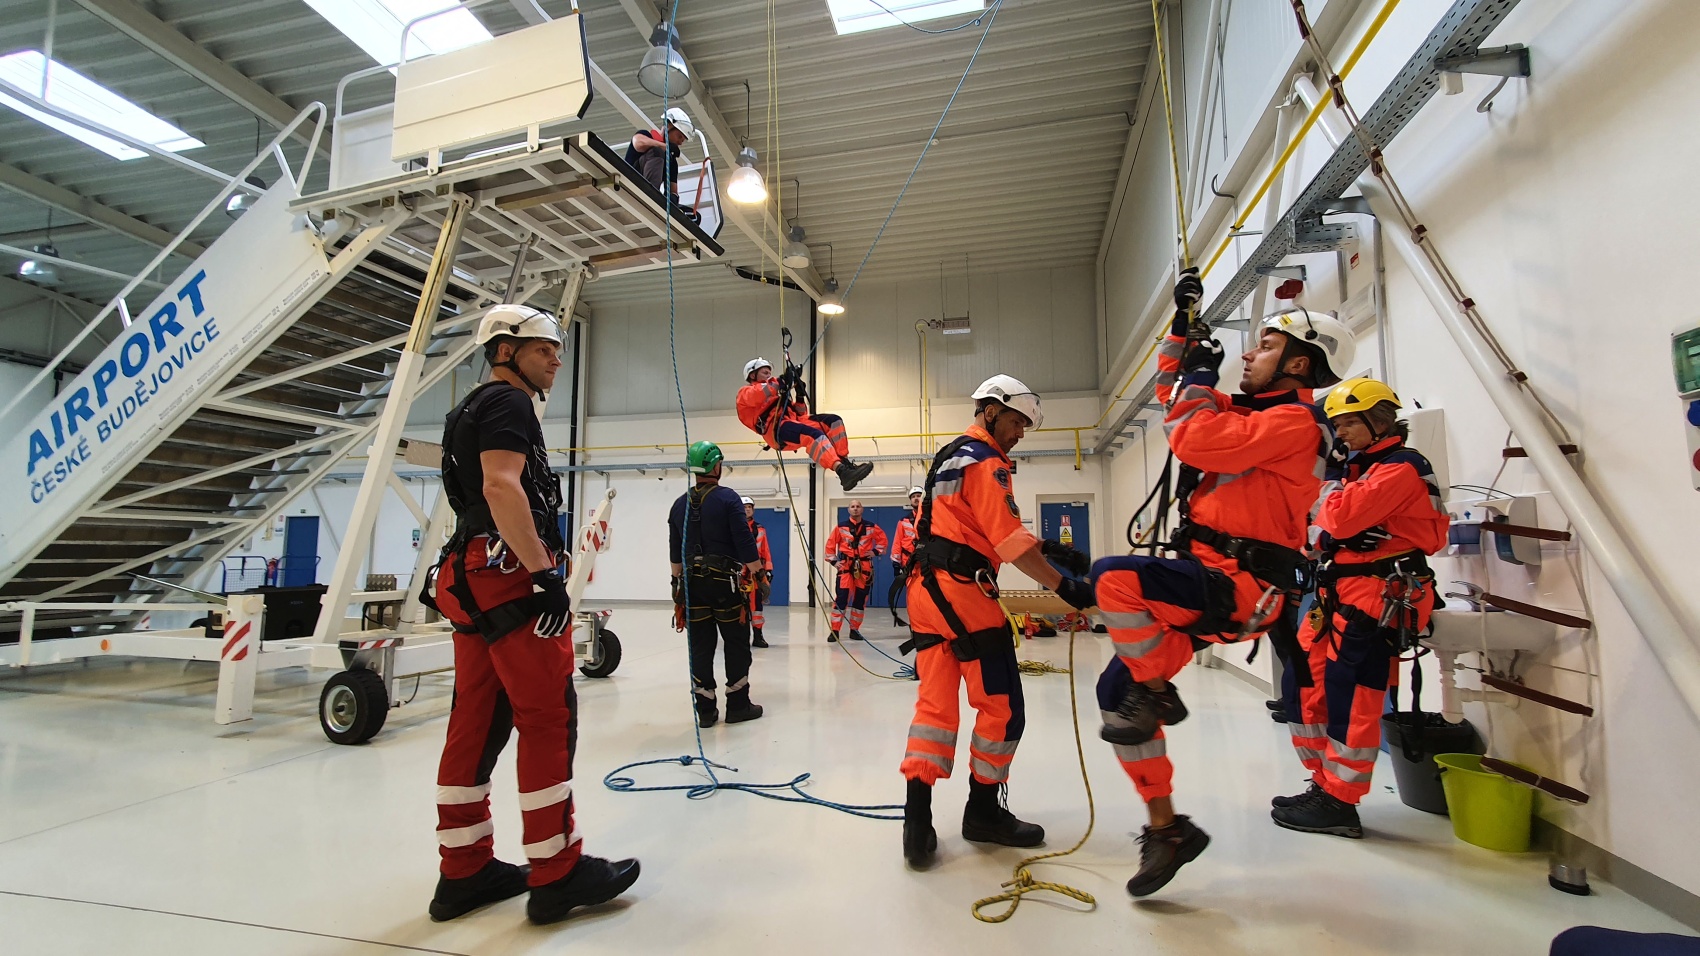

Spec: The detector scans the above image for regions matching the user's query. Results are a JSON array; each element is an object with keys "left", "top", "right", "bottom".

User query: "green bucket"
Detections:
[{"left": 1435, "top": 754, "right": 1534, "bottom": 852}]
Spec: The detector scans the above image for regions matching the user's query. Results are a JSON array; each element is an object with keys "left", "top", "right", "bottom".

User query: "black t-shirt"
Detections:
[{"left": 443, "top": 381, "right": 563, "bottom": 551}]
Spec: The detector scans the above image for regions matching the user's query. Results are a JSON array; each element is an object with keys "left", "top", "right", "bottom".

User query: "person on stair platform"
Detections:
[
  {"left": 625, "top": 107, "right": 698, "bottom": 221},
  {"left": 1274, "top": 377, "right": 1448, "bottom": 838},
  {"left": 888, "top": 486, "right": 923, "bottom": 627},
  {"left": 742, "top": 496, "right": 774, "bottom": 648},
  {"left": 897, "top": 375, "right": 1096, "bottom": 869},
  {"left": 736, "top": 357, "right": 875, "bottom": 491},
  {"left": 427, "top": 304, "right": 640, "bottom": 927},
  {"left": 669, "top": 442, "right": 766, "bottom": 729},
  {"left": 825, "top": 499, "right": 887, "bottom": 642},
  {"left": 1091, "top": 271, "right": 1353, "bottom": 898}
]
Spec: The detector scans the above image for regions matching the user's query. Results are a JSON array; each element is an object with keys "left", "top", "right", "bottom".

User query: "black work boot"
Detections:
[
  {"left": 695, "top": 687, "right": 718, "bottom": 728},
  {"left": 1271, "top": 786, "right": 1364, "bottom": 838},
  {"left": 1271, "top": 779, "right": 1323, "bottom": 809},
  {"left": 751, "top": 627, "right": 769, "bottom": 648},
  {"left": 1126, "top": 815, "right": 1210, "bottom": 897},
  {"left": 1099, "top": 680, "right": 1188, "bottom": 746},
  {"left": 835, "top": 460, "right": 874, "bottom": 491},
  {"left": 827, "top": 631, "right": 840, "bottom": 642},
  {"left": 428, "top": 858, "right": 529, "bottom": 921},
  {"left": 849, "top": 629, "right": 866, "bottom": 641},
  {"left": 527, "top": 855, "right": 641, "bottom": 925},
  {"left": 903, "top": 778, "right": 938, "bottom": 868},
  {"left": 725, "top": 688, "right": 764, "bottom": 724},
  {"left": 961, "top": 778, "right": 1045, "bottom": 848}
]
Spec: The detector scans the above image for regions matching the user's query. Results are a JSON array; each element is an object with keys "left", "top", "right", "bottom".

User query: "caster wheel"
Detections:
[
  {"left": 320, "top": 668, "right": 388, "bottom": 744},
  {"left": 579, "top": 629, "right": 621, "bottom": 678}
]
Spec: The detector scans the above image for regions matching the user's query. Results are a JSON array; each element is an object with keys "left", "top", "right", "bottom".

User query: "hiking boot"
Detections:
[
  {"left": 827, "top": 631, "right": 840, "bottom": 642},
  {"left": 1126, "top": 815, "right": 1210, "bottom": 897},
  {"left": 526, "top": 855, "right": 641, "bottom": 925},
  {"left": 1271, "top": 780, "right": 1323, "bottom": 809},
  {"left": 1099, "top": 681, "right": 1188, "bottom": 746},
  {"left": 849, "top": 629, "right": 866, "bottom": 641},
  {"left": 835, "top": 460, "right": 874, "bottom": 491},
  {"left": 1271, "top": 787, "right": 1363, "bottom": 838},
  {"left": 903, "top": 778, "right": 938, "bottom": 868},
  {"left": 428, "top": 858, "right": 529, "bottom": 922},
  {"left": 725, "top": 690, "right": 764, "bottom": 723},
  {"left": 696, "top": 707, "right": 718, "bottom": 728},
  {"left": 751, "top": 628, "right": 769, "bottom": 648},
  {"left": 960, "top": 779, "right": 1044, "bottom": 848}
]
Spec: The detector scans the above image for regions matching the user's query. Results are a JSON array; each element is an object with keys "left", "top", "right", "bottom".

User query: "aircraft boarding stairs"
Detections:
[{"left": 0, "top": 9, "right": 719, "bottom": 699}]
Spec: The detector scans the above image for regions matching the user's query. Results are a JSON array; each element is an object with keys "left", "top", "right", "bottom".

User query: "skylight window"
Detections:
[
  {"left": 0, "top": 51, "right": 204, "bottom": 161},
  {"left": 826, "top": 0, "right": 985, "bottom": 35},
  {"left": 302, "top": 0, "right": 494, "bottom": 67}
]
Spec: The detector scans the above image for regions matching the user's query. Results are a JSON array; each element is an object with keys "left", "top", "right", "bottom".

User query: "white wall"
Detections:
[{"left": 1100, "top": 0, "right": 1700, "bottom": 899}]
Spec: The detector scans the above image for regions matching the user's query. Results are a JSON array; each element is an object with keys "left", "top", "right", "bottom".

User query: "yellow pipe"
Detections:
[{"left": 559, "top": 427, "right": 1091, "bottom": 456}]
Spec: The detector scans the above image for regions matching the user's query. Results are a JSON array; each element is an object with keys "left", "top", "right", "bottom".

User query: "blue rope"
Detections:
[
  {"left": 607, "top": 0, "right": 901, "bottom": 820},
  {"left": 794, "top": 0, "right": 1004, "bottom": 369}
]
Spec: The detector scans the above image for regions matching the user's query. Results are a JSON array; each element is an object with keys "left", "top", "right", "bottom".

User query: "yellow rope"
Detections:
[
  {"left": 1018, "top": 659, "right": 1070, "bottom": 677},
  {"left": 1148, "top": 0, "right": 1191, "bottom": 268},
  {"left": 972, "top": 619, "right": 1097, "bottom": 922}
]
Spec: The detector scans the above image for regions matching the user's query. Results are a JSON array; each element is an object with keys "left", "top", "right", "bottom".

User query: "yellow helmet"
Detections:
[{"left": 1324, "top": 377, "right": 1401, "bottom": 420}]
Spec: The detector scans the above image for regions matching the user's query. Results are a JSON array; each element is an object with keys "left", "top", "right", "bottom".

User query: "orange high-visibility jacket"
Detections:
[
  {"left": 1156, "top": 331, "right": 1328, "bottom": 552},
  {"left": 736, "top": 380, "right": 805, "bottom": 444},
  {"left": 923, "top": 424, "right": 1039, "bottom": 569},
  {"left": 826, "top": 519, "right": 887, "bottom": 566},
  {"left": 892, "top": 513, "right": 918, "bottom": 566},
  {"left": 749, "top": 519, "right": 774, "bottom": 571},
  {"left": 1317, "top": 436, "right": 1450, "bottom": 564}
]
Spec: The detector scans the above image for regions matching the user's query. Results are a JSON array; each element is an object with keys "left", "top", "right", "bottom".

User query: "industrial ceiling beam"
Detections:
[
  {"left": 68, "top": 0, "right": 324, "bottom": 155},
  {"left": 0, "top": 160, "right": 205, "bottom": 257}
]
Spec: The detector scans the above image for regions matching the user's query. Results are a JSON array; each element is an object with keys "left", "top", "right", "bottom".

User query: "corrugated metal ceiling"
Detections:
[{"left": 0, "top": 0, "right": 1150, "bottom": 315}]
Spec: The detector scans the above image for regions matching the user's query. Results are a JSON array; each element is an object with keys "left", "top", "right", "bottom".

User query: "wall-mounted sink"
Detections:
[{"left": 1424, "top": 599, "right": 1560, "bottom": 655}]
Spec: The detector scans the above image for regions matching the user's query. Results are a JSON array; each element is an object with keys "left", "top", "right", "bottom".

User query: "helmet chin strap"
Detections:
[{"left": 495, "top": 354, "right": 547, "bottom": 399}]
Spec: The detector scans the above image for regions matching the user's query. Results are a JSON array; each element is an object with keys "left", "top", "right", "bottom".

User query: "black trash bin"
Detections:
[
  {"left": 1381, "top": 711, "right": 1485, "bottom": 815},
  {"left": 246, "top": 584, "right": 328, "bottom": 641}
]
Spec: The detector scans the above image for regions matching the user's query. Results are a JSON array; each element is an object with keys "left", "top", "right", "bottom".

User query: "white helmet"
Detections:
[
  {"left": 908, "top": 486, "right": 924, "bottom": 498},
  {"left": 740, "top": 495, "right": 754, "bottom": 506},
  {"left": 744, "top": 357, "right": 773, "bottom": 380},
  {"left": 1258, "top": 308, "right": 1356, "bottom": 387},
  {"left": 972, "top": 374, "right": 1043, "bottom": 429},
  {"left": 473, "top": 304, "right": 563, "bottom": 348},
  {"left": 663, "top": 107, "right": 695, "bottom": 137}
]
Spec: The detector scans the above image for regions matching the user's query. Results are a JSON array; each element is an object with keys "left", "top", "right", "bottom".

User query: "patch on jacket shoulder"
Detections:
[{"left": 993, "top": 467, "right": 1011, "bottom": 489}]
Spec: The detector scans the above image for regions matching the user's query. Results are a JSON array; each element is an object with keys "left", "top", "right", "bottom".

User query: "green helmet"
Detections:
[{"left": 686, "top": 440, "right": 724, "bottom": 475}]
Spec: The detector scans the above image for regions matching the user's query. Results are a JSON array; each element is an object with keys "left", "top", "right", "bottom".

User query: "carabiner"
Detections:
[{"left": 974, "top": 567, "right": 1000, "bottom": 600}]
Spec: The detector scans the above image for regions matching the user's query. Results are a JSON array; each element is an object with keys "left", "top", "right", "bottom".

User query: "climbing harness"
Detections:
[{"left": 971, "top": 615, "right": 1097, "bottom": 923}]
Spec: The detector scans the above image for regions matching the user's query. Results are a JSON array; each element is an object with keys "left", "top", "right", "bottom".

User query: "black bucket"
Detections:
[{"left": 1381, "top": 711, "right": 1484, "bottom": 815}]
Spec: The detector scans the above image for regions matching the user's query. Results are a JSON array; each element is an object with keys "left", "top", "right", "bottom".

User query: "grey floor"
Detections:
[{"left": 0, "top": 605, "right": 1688, "bottom": 954}]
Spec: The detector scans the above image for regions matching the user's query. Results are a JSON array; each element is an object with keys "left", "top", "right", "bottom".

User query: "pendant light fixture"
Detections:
[
  {"left": 16, "top": 209, "right": 61, "bottom": 287},
  {"left": 725, "top": 80, "right": 768, "bottom": 205},
  {"left": 226, "top": 118, "right": 268, "bottom": 218},
  {"left": 781, "top": 181, "right": 809, "bottom": 267},
  {"left": 815, "top": 243, "right": 845, "bottom": 315},
  {"left": 638, "top": 20, "right": 692, "bottom": 97}
]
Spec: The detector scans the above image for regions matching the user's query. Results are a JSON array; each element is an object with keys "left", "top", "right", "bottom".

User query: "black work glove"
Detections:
[
  {"left": 1041, "top": 539, "right": 1091, "bottom": 578},
  {"left": 670, "top": 574, "right": 685, "bottom": 606},
  {"left": 1169, "top": 267, "right": 1204, "bottom": 336},
  {"left": 1055, "top": 575, "right": 1096, "bottom": 611},
  {"left": 1325, "top": 436, "right": 1352, "bottom": 482},
  {"left": 791, "top": 375, "right": 808, "bottom": 403},
  {"left": 531, "top": 569, "right": 572, "bottom": 638},
  {"left": 1338, "top": 526, "right": 1394, "bottom": 552},
  {"left": 1180, "top": 337, "right": 1225, "bottom": 389}
]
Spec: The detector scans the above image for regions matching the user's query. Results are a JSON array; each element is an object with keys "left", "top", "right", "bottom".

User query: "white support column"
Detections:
[
  {"left": 313, "top": 198, "right": 472, "bottom": 644},
  {"left": 214, "top": 593, "right": 265, "bottom": 725}
]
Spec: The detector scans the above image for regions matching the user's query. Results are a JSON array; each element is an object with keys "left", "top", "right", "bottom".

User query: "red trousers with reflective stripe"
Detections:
[
  {"left": 1092, "top": 553, "right": 1275, "bottom": 803},
  {"left": 433, "top": 539, "right": 581, "bottom": 886},
  {"left": 901, "top": 572, "right": 1025, "bottom": 785},
  {"left": 1290, "top": 576, "right": 1434, "bottom": 804}
]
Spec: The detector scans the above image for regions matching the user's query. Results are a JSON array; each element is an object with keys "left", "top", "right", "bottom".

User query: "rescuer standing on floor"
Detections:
[
  {"left": 1090, "top": 271, "right": 1353, "bottom": 897},
  {"left": 669, "top": 442, "right": 765, "bottom": 728},
  {"left": 736, "top": 357, "right": 875, "bottom": 491},
  {"left": 427, "top": 304, "right": 640, "bottom": 926},
  {"left": 888, "top": 486, "right": 923, "bottom": 627},
  {"left": 1275, "top": 377, "right": 1448, "bottom": 838},
  {"left": 742, "top": 495, "right": 774, "bottom": 648},
  {"left": 898, "top": 376, "right": 1096, "bottom": 868},
  {"left": 825, "top": 499, "right": 887, "bottom": 642}
]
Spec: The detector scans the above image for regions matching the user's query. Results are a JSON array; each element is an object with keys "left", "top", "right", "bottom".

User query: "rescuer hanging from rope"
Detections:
[
  {"left": 897, "top": 375, "right": 1096, "bottom": 869},
  {"left": 736, "top": 356, "right": 874, "bottom": 491},
  {"left": 1090, "top": 271, "right": 1354, "bottom": 897},
  {"left": 1274, "top": 377, "right": 1448, "bottom": 838},
  {"left": 425, "top": 304, "right": 640, "bottom": 926}
]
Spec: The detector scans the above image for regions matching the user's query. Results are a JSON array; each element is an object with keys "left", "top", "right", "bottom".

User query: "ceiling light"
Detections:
[
  {"left": 225, "top": 175, "right": 269, "bottom": 219},
  {"left": 826, "top": 0, "right": 985, "bottom": 36},
  {"left": 638, "top": 21, "right": 692, "bottom": 97},
  {"left": 301, "top": 0, "right": 492, "bottom": 68},
  {"left": 817, "top": 278, "right": 845, "bottom": 316},
  {"left": 782, "top": 226, "right": 810, "bottom": 268},
  {"left": 0, "top": 51, "right": 204, "bottom": 161},
  {"left": 17, "top": 244, "right": 61, "bottom": 288},
  {"left": 726, "top": 146, "right": 768, "bottom": 205}
]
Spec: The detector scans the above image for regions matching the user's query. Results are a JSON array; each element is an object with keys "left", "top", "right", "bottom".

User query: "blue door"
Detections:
[
  {"left": 1038, "top": 502, "right": 1091, "bottom": 579},
  {"left": 837, "top": 506, "right": 908, "bottom": 607},
  {"left": 281, "top": 516, "right": 320, "bottom": 587},
  {"left": 752, "top": 507, "right": 791, "bottom": 606}
]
